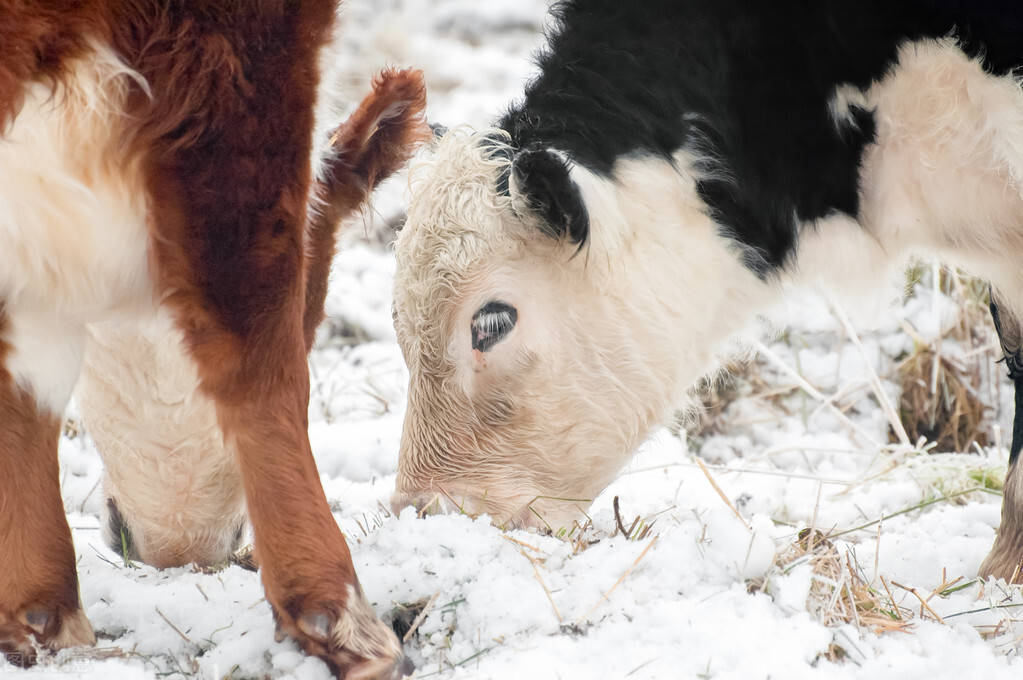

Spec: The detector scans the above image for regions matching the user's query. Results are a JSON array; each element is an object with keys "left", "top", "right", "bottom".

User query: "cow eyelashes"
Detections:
[{"left": 471, "top": 301, "right": 517, "bottom": 352}]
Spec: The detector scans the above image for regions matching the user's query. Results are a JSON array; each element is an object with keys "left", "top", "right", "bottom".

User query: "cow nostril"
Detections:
[
  {"left": 417, "top": 493, "right": 447, "bottom": 517},
  {"left": 230, "top": 521, "right": 246, "bottom": 552},
  {"left": 389, "top": 491, "right": 410, "bottom": 516},
  {"left": 390, "top": 490, "right": 457, "bottom": 518},
  {"left": 390, "top": 490, "right": 431, "bottom": 516},
  {"left": 105, "top": 497, "right": 138, "bottom": 561}
]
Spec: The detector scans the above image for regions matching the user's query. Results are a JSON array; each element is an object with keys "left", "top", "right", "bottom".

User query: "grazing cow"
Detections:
[
  {"left": 0, "top": 2, "right": 428, "bottom": 677},
  {"left": 391, "top": 0, "right": 1023, "bottom": 582}
]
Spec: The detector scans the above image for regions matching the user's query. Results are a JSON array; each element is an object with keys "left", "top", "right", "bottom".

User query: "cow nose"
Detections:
[
  {"left": 391, "top": 487, "right": 485, "bottom": 518},
  {"left": 390, "top": 490, "right": 446, "bottom": 517}
]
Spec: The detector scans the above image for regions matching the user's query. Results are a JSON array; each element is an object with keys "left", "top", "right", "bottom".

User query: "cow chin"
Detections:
[
  {"left": 390, "top": 481, "right": 591, "bottom": 533},
  {"left": 389, "top": 485, "right": 511, "bottom": 524}
]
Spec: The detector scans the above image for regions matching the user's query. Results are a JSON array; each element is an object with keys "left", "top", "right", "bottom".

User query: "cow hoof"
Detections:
[
  {"left": 277, "top": 585, "right": 409, "bottom": 680},
  {"left": 978, "top": 544, "right": 1023, "bottom": 584},
  {"left": 0, "top": 621, "right": 35, "bottom": 668},
  {"left": 0, "top": 607, "right": 95, "bottom": 667}
]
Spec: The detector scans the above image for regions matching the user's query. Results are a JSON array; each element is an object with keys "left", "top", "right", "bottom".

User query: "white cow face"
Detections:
[{"left": 391, "top": 129, "right": 769, "bottom": 530}]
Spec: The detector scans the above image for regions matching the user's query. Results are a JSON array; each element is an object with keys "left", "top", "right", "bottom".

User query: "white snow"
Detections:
[{"left": 7, "top": 2, "right": 1023, "bottom": 679}]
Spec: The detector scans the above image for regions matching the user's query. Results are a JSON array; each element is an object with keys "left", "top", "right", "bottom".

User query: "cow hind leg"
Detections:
[
  {"left": 979, "top": 289, "right": 1023, "bottom": 582},
  {"left": 0, "top": 311, "right": 95, "bottom": 665}
]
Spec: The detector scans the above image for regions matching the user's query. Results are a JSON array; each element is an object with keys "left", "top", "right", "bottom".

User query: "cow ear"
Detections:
[{"left": 509, "top": 148, "right": 589, "bottom": 245}]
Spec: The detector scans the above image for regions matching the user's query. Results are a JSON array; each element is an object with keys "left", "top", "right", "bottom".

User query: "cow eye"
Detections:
[{"left": 471, "top": 301, "right": 517, "bottom": 352}]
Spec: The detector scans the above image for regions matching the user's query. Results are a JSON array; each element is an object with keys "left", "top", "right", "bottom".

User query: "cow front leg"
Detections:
[
  {"left": 237, "top": 393, "right": 404, "bottom": 679},
  {"left": 979, "top": 289, "right": 1023, "bottom": 582},
  {"left": 177, "top": 315, "right": 405, "bottom": 679},
  {"left": 0, "top": 311, "right": 95, "bottom": 665},
  {"left": 134, "top": 5, "right": 411, "bottom": 670}
]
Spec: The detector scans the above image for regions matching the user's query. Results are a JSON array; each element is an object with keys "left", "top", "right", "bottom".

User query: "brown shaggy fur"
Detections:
[
  {"left": 112, "top": 3, "right": 360, "bottom": 668},
  {"left": 305, "top": 67, "right": 431, "bottom": 347},
  {"left": 0, "top": 2, "right": 99, "bottom": 130},
  {"left": 0, "top": 2, "right": 428, "bottom": 676},
  {"left": 0, "top": 311, "right": 85, "bottom": 664}
]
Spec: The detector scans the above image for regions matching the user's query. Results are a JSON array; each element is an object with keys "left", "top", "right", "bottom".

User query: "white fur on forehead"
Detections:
[{"left": 394, "top": 127, "right": 522, "bottom": 371}]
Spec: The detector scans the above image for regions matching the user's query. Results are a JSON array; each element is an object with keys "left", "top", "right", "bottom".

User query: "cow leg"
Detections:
[
  {"left": 148, "top": 143, "right": 406, "bottom": 677},
  {"left": 168, "top": 307, "right": 404, "bottom": 679},
  {"left": 979, "top": 288, "right": 1023, "bottom": 582},
  {"left": 128, "top": 6, "right": 409, "bottom": 673},
  {"left": 74, "top": 70, "right": 428, "bottom": 573},
  {"left": 0, "top": 309, "right": 95, "bottom": 665}
]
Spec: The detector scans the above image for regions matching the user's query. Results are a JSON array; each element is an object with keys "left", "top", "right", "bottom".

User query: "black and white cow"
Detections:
[{"left": 390, "top": 0, "right": 1023, "bottom": 581}]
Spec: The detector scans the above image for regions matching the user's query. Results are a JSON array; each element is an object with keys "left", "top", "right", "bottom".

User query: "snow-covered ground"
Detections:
[{"left": 8, "top": 2, "right": 1023, "bottom": 679}]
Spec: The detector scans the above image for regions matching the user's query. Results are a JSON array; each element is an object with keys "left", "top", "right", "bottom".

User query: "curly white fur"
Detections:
[
  {"left": 393, "top": 129, "right": 772, "bottom": 528},
  {"left": 393, "top": 39, "right": 1023, "bottom": 533}
]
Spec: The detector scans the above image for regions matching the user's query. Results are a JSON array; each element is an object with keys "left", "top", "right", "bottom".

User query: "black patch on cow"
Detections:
[
  {"left": 497, "top": 0, "right": 1023, "bottom": 276},
  {"left": 511, "top": 148, "right": 590, "bottom": 245},
  {"left": 472, "top": 301, "right": 517, "bottom": 352},
  {"left": 989, "top": 290, "right": 1023, "bottom": 466}
]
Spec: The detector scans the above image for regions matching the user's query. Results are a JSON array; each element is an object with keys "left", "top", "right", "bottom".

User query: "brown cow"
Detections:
[{"left": 0, "top": 3, "right": 428, "bottom": 677}]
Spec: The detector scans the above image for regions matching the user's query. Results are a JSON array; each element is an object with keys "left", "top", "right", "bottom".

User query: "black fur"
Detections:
[
  {"left": 497, "top": 0, "right": 1023, "bottom": 275},
  {"left": 990, "top": 293, "right": 1023, "bottom": 466},
  {"left": 511, "top": 148, "right": 589, "bottom": 245}
]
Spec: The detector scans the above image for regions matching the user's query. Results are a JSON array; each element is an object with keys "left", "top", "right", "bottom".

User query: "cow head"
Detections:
[{"left": 391, "top": 128, "right": 770, "bottom": 530}]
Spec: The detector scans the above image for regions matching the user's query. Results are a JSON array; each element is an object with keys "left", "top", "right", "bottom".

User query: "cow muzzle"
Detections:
[
  {"left": 389, "top": 487, "right": 484, "bottom": 518},
  {"left": 390, "top": 486, "right": 564, "bottom": 531}
]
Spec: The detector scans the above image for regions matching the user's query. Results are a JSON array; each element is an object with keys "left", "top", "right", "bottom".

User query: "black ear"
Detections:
[{"left": 510, "top": 148, "right": 589, "bottom": 245}]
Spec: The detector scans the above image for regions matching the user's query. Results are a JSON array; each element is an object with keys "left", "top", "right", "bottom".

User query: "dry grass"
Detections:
[
  {"left": 765, "top": 529, "right": 914, "bottom": 634},
  {"left": 612, "top": 496, "right": 652, "bottom": 540},
  {"left": 760, "top": 524, "right": 1011, "bottom": 651},
  {"left": 891, "top": 265, "right": 998, "bottom": 453},
  {"left": 895, "top": 347, "right": 988, "bottom": 452},
  {"left": 683, "top": 261, "right": 1013, "bottom": 656}
]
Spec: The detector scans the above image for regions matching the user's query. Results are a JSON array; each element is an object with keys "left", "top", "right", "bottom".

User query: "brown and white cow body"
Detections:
[
  {"left": 0, "top": 3, "right": 427, "bottom": 677},
  {"left": 391, "top": 0, "right": 1023, "bottom": 582}
]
